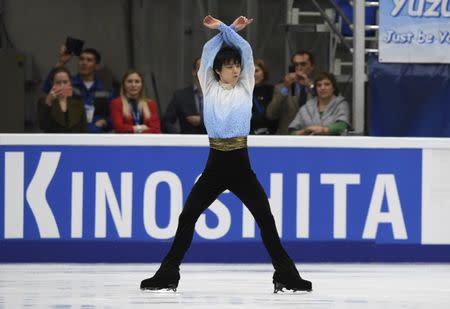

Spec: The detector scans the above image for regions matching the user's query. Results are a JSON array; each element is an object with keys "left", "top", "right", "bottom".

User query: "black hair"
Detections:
[
  {"left": 49, "top": 67, "right": 72, "bottom": 84},
  {"left": 314, "top": 71, "right": 340, "bottom": 96},
  {"left": 291, "top": 50, "right": 315, "bottom": 66},
  {"left": 81, "top": 48, "right": 101, "bottom": 64},
  {"left": 213, "top": 46, "right": 241, "bottom": 81}
]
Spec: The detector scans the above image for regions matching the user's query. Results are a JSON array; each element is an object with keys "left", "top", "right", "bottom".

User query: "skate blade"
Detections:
[
  {"left": 141, "top": 284, "right": 178, "bottom": 293},
  {"left": 273, "top": 282, "right": 312, "bottom": 294}
]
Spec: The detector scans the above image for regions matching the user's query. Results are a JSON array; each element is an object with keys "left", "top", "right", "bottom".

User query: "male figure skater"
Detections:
[{"left": 140, "top": 15, "right": 312, "bottom": 293}]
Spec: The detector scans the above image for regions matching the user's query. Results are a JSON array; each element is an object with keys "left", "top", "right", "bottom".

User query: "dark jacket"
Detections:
[
  {"left": 37, "top": 97, "right": 87, "bottom": 133},
  {"left": 250, "top": 84, "right": 278, "bottom": 135},
  {"left": 163, "top": 86, "right": 206, "bottom": 134},
  {"left": 43, "top": 73, "right": 114, "bottom": 133}
]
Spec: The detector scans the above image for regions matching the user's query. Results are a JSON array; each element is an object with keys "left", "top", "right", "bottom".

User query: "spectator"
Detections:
[
  {"left": 37, "top": 67, "right": 87, "bottom": 133},
  {"left": 266, "top": 50, "right": 315, "bottom": 134},
  {"left": 288, "top": 72, "right": 350, "bottom": 135},
  {"left": 110, "top": 69, "right": 161, "bottom": 133},
  {"left": 163, "top": 57, "right": 206, "bottom": 134},
  {"left": 250, "top": 59, "right": 277, "bottom": 135},
  {"left": 42, "top": 45, "right": 114, "bottom": 133}
]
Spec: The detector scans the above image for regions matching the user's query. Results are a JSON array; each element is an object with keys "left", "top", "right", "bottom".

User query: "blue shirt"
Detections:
[
  {"left": 198, "top": 23, "right": 255, "bottom": 138},
  {"left": 280, "top": 82, "right": 306, "bottom": 97}
]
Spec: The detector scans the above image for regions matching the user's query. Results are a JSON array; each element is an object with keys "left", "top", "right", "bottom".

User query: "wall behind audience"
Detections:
[
  {"left": 3, "top": 0, "right": 130, "bottom": 129},
  {"left": 4, "top": 0, "right": 130, "bottom": 77}
]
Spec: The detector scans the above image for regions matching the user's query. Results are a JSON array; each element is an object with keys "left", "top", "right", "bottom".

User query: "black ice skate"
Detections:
[
  {"left": 272, "top": 271, "right": 312, "bottom": 293},
  {"left": 140, "top": 267, "right": 180, "bottom": 292}
]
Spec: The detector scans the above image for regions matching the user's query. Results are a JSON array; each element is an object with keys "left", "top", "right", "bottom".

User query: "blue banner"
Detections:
[
  {"left": 1, "top": 145, "right": 422, "bottom": 254},
  {"left": 368, "top": 54, "right": 450, "bottom": 137},
  {"left": 379, "top": 0, "right": 450, "bottom": 63}
]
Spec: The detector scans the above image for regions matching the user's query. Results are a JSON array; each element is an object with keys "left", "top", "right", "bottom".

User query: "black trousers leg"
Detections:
[
  {"left": 227, "top": 169, "right": 298, "bottom": 274},
  {"left": 161, "top": 170, "right": 226, "bottom": 269}
]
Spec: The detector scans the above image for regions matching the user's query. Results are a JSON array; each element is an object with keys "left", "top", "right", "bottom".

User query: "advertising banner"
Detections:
[
  {"left": 1, "top": 143, "right": 435, "bottom": 262},
  {"left": 379, "top": 0, "right": 450, "bottom": 63}
]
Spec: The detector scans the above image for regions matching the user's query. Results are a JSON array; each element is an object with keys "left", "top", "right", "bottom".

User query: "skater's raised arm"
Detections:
[
  {"left": 219, "top": 16, "right": 255, "bottom": 93},
  {"left": 198, "top": 16, "right": 225, "bottom": 94}
]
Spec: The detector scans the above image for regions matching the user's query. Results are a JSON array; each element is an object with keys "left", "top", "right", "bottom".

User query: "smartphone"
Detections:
[
  {"left": 65, "top": 37, "right": 84, "bottom": 56},
  {"left": 61, "top": 86, "right": 73, "bottom": 97},
  {"left": 289, "top": 64, "right": 304, "bottom": 81}
]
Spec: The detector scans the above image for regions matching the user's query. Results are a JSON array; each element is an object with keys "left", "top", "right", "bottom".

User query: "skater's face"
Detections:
[{"left": 216, "top": 60, "right": 241, "bottom": 85}]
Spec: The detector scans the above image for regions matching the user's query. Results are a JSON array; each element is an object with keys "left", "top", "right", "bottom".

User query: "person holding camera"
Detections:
[
  {"left": 37, "top": 67, "right": 87, "bottom": 133},
  {"left": 42, "top": 43, "right": 114, "bottom": 133},
  {"left": 266, "top": 51, "right": 315, "bottom": 135}
]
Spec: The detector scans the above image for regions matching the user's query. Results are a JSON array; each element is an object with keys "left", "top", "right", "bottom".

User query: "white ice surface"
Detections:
[{"left": 1, "top": 263, "right": 450, "bottom": 308}]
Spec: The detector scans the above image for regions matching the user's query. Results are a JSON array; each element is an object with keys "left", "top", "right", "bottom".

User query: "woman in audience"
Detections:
[
  {"left": 37, "top": 67, "right": 87, "bottom": 133},
  {"left": 288, "top": 72, "right": 350, "bottom": 135},
  {"left": 110, "top": 69, "right": 161, "bottom": 133},
  {"left": 250, "top": 59, "right": 278, "bottom": 134}
]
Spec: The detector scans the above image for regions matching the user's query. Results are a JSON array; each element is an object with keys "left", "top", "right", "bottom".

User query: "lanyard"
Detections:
[{"left": 129, "top": 100, "right": 141, "bottom": 125}]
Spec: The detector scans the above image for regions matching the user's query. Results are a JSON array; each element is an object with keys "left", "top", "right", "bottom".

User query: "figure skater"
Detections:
[{"left": 140, "top": 15, "right": 312, "bottom": 293}]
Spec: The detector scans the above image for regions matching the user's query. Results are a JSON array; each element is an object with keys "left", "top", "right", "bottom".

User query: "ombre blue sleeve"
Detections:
[
  {"left": 198, "top": 32, "right": 224, "bottom": 95},
  {"left": 219, "top": 23, "right": 255, "bottom": 94}
]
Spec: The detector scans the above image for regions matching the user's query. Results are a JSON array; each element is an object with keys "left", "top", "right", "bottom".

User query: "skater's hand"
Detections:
[
  {"left": 203, "top": 15, "right": 222, "bottom": 30},
  {"left": 231, "top": 16, "right": 254, "bottom": 32}
]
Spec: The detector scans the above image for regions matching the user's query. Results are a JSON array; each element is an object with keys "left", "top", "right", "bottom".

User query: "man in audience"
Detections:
[
  {"left": 266, "top": 50, "right": 316, "bottom": 135},
  {"left": 163, "top": 57, "right": 206, "bottom": 134},
  {"left": 42, "top": 45, "right": 114, "bottom": 133}
]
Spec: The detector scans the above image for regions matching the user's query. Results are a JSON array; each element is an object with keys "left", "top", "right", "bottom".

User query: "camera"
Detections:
[{"left": 65, "top": 36, "right": 84, "bottom": 56}]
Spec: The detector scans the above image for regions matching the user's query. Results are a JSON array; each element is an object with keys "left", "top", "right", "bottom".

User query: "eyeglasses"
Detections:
[{"left": 293, "top": 61, "right": 309, "bottom": 67}]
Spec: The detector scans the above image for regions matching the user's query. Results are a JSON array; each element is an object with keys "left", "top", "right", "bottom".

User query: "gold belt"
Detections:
[{"left": 209, "top": 137, "right": 247, "bottom": 151}]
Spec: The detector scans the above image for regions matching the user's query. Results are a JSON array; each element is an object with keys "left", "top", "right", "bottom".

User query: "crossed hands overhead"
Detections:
[{"left": 203, "top": 15, "right": 253, "bottom": 31}]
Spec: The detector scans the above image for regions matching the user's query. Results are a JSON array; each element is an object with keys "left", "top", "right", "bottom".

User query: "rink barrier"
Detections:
[{"left": 1, "top": 134, "right": 450, "bottom": 262}]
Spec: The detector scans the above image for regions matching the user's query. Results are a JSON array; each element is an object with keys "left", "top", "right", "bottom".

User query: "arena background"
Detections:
[{"left": 1, "top": 0, "right": 351, "bottom": 133}]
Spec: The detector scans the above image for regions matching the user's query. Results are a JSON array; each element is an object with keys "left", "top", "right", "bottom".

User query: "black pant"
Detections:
[{"left": 161, "top": 147, "right": 297, "bottom": 273}]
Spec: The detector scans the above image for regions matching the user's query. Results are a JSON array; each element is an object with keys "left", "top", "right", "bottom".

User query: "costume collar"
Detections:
[{"left": 219, "top": 80, "right": 234, "bottom": 90}]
